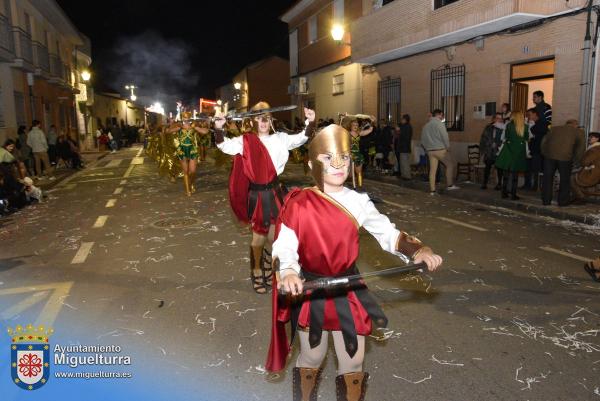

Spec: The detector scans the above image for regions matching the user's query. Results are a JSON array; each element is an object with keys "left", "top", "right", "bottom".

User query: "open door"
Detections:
[{"left": 511, "top": 82, "right": 528, "bottom": 113}]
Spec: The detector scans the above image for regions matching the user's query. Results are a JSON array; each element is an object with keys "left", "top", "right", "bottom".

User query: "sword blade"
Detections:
[{"left": 279, "top": 262, "right": 427, "bottom": 295}]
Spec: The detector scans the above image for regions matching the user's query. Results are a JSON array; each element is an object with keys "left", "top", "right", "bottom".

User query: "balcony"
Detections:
[
  {"left": 351, "top": 0, "right": 588, "bottom": 64},
  {"left": 49, "top": 53, "right": 65, "bottom": 84},
  {"left": 33, "top": 41, "right": 50, "bottom": 75},
  {"left": 11, "top": 27, "right": 34, "bottom": 70},
  {"left": 0, "top": 14, "right": 14, "bottom": 61}
]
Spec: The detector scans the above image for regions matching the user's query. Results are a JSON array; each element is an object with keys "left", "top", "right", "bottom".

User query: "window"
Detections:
[
  {"left": 333, "top": 0, "right": 344, "bottom": 21},
  {"left": 332, "top": 74, "right": 344, "bottom": 95},
  {"left": 377, "top": 78, "right": 401, "bottom": 124},
  {"left": 14, "top": 91, "right": 26, "bottom": 127},
  {"left": 23, "top": 12, "right": 31, "bottom": 34},
  {"left": 430, "top": 64, "right": 465, "bottom": 131},
  {"left": 308, "top": 15, "right": 317, "bottom": 44},
  {"left": 434, "top": 0, "right": 460, "bottom": 9}
]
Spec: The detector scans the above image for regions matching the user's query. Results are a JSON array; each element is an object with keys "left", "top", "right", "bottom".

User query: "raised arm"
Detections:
[
  {"left": 278, "top": 107, "right": 316, "bottom": 150},
  {"left": 359, "top": 125, "right": 373, "bottom": 137},
  {"left": 213, "top": 114, "right": 243, "bottom": 155},
  {"left": 193, "top": 126, "right": 210, "bottom": 135}
]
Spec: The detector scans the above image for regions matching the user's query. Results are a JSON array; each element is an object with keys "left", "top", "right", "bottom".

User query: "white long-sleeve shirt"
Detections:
[
  {"left": 273, "top": 187, "right": 408, "bottom": 278},
  {"left": 216, "top": 121, "right": 310, "bottom": 175}
]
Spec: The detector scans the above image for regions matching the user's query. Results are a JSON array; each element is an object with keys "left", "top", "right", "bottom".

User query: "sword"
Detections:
[
  {"left": 230, "top": 105, "right": 298, "bottom": 119},
  {"left": 278, "top": 262, "right": 428, "bottom": 295}
]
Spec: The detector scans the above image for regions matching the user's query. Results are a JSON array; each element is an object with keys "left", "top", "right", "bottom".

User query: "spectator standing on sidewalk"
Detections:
[
  {"left": 421, "top": 109, "right": 459, "bottom": 195},
  {"left": 478, "top": 113, "right": 504, "bottom": 189},
  {"left": 495, "top": 111, "right": 529, "bottom": 200},
  {"left": 395, "top": 114, "right": 413, "bottom": 180},
  {"left": 47, "top": 124, "right": 58, "bottom": 165},
  {"left": 522, "top": 109, "right": 547, "bottom": 190},
  {"left": 540, "top": 119, "right": 586, "bottom": 206},
  {"left": 16, "top": 125, "right": 33, "bottom": 176},
  {"left": 26, "top": 120, "right": 53, "bottom": 179},
  {"left": 571, "top": 132, "right": 600, "bottom": 203},
  {"left": 533, "top": 90, "right": 552, "bottom": 128}
]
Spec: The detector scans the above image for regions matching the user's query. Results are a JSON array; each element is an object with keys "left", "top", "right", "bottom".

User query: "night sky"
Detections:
[{"left": 56, "top": 0, "right": 296, "bottom": 109}]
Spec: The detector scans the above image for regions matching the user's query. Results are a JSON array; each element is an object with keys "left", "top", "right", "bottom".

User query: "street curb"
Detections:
[{"left": 365, "top": 173, "right": 600, "bottom": 228}]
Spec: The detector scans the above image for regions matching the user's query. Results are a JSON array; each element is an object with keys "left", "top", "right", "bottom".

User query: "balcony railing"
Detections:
[
  {"left": 0, "top": 14, "right": 14, "bottom": 55},
  {"left": 33, "top": 41, "right": 50, "bottom": 72},
  {"left": 49, "top": 53, "right": 64, "bottom": 80},
  {"left": 13, "top": 27, "right": 33, "bottom": 64}
]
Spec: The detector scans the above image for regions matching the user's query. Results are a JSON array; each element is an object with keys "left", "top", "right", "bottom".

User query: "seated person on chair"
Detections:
[{"left": 571, "top": 131, "right": 600, "bottom": 203}]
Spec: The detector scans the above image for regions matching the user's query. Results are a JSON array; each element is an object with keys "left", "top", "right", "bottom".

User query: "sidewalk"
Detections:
[
  {"left": 37, "top": 151, "right": 109, "bottom": 191},
  {"left": 365, "top": 170, "right": 600, "bottom": 227}
]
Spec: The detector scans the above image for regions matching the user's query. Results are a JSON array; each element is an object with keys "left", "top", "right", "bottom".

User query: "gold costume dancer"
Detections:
[{"left": 166, "top": 113, "right": 209, "bottom": 196}]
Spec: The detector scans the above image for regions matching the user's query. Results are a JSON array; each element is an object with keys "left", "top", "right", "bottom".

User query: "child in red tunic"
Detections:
[{"left": 267, "top": 124, "right": 442, "bottom": 401}]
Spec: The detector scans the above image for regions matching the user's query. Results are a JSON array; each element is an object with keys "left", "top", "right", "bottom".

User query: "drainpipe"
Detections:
[
  {"left": 588, "top": 6, "right": 600, "bottom": 134},
  {"left": 579, "top": 0, "right": 594, "bottom": 132}
]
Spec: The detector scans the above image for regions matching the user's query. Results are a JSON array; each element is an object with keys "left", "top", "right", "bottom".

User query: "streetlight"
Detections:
[
  {"left": 125, "top": 84, "right": 137, "bottom": 102},
  {"left": 233, "top": 82, "right": 242, "bottom": 90},
  {"left": 81, "top": 69, "right": 91, "bottom": 82},
  {"left": 331, "top": 23, "right": 350, "bottom": 45}
]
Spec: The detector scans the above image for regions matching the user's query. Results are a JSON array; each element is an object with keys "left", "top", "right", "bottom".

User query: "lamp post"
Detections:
[
  {"left": 81, "top": 69, "right": 91, "bottom": 82},
  {"left": 125, "top": 84, "right": 137, "bottom": 102}
]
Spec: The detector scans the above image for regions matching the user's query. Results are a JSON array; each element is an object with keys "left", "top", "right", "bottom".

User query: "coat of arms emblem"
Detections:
[{"left": 8, "top": 324, "right": 53, "bottom": 390}]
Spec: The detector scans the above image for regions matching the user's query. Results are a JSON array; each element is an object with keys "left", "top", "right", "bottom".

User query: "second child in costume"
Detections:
[
  {"left": 267, "top": 124, "right": 442, "bottom": 401},
  {"left": 213, "top": 102, "right": 316, "bottom": 294}
]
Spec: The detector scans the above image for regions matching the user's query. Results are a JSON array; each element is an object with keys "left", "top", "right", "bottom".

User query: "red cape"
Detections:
[
  {"left": 266, "top": 187, "right": 361, "bottom": 372},
  {"left": 228, "top": 133, "right": 278, "bottom": 225}
]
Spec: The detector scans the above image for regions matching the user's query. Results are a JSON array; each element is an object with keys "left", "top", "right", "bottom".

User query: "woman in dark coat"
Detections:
[{"left": 495, "top": 111, "right": 529, "bottom": 200}]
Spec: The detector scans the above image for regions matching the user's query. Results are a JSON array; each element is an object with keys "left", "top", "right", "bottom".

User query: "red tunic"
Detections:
[
  {"left": 266, "top": 188, "right": 386, "bottom": 372},
  {"left": 228, "top": 133, "right": 283, "bottom": 235}
]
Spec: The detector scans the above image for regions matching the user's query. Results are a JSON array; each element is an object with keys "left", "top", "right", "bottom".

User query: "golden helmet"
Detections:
[{"left": 308, "top": 124, "right": 351, "bottom": 191}]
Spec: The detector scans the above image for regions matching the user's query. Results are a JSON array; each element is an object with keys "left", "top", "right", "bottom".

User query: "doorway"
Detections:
[{"left": 510, "top": 59, "right": 554, "bottom": 113}]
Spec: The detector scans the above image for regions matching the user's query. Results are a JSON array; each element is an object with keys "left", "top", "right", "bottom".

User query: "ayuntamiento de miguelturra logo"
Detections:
[{"left": 8, "top": 324, "right": 53, "bottom": 390}]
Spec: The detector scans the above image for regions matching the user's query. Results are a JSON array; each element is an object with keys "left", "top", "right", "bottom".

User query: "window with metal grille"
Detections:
[
  {"left": 377, "top": 78, "right": 401, "bottom": 124},
  {"left": 430, "top": 65, "right": 465, "bottom": 131},
  {"left": 14, "top": 91, "right": 26, "bottom": 127},
  {"left": 332, "top": 73, "right": 344, "bottom": 95},
  {"left": 434, "top": 0, "right": 460, "bottom": 9}
]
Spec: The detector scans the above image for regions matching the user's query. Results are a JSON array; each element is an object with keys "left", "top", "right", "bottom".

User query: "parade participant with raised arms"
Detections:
[
  {"left": 266, "top": 124, "right": 442, "bottom": 401},
  {"left": 166, "top": 112, "right": 209, "bottom": 196},
  {"left": 341, "top": 115, "right": 374, "bottom": 190},
  {"left": 213, "top": 102, "right": 316, "bottom": 294}
]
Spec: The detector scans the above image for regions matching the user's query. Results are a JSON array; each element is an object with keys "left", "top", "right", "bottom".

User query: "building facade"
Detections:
[
  {"left": 281, "top": 0, "right": 365, "bottom": 123},
  {"left": 92, "top": 92, "right": 145, "bottom": 132},
  {"left": 352, "top": 0, "right": 600, "bottom": 162},
  {"left": 216, "top": 56, "right": 292, "bottom": 123},
  {"left": 0, "top": 0, "right": 90, "bottom": 145}
]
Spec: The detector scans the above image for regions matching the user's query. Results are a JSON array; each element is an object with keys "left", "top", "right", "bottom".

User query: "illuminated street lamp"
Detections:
[
  {"left": 233, "top": 82, "right": 242, "bottom": 90},
  {"left": 125, "top": 84, "right": 137, "bottom": 102},
  {"left": 331, "top": 23, "right": 350, "bottom": 45},
  {"left": 81, "top": 69, "right": 91, "bottom": 82}
]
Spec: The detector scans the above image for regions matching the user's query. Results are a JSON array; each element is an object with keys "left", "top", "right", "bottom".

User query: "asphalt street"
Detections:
[{"left": 0, "top": 145, "right": 599, "bottom": 401}]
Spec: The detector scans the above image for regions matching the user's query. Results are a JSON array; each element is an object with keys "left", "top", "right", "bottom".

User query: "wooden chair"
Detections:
[{"left": 456, "top": 144, "right": 480, "bottom": 182}]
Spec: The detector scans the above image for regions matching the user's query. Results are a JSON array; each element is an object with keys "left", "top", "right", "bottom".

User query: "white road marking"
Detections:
[
  {"left": 381, "top": 199, "right": 411, "bottom": 209},
  {"left": 136, "top": 147, "right": 144, "bottom": 157},
  {"left": 71, "top": 242, "right": 94, "bottom": 264},
  {"left": 105, "top": 199, "right": 117, "bottom": 208},
  {"left": 436, "top": 216, "right": 488, "bottom": 232},
  {"left": 539, "top": 246, "right": 591, "bottom": 262},
  {"left": 120, "top": 180, "right": 127, "bottom": 185},
  {"left": 123, "top": 165, "right": 134, "bottom": 178},
  {"left": 106, "top": 159, "right": 122, "bottom": 168},
  {"left": 113, "top": 187, "right": 123, "bottom": 195},
  {"left": 131, "top": 157, "right": 144, "bottom": 165},
  {"left": 93, "top": 215, "right": 108, "bottom": 228}
]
